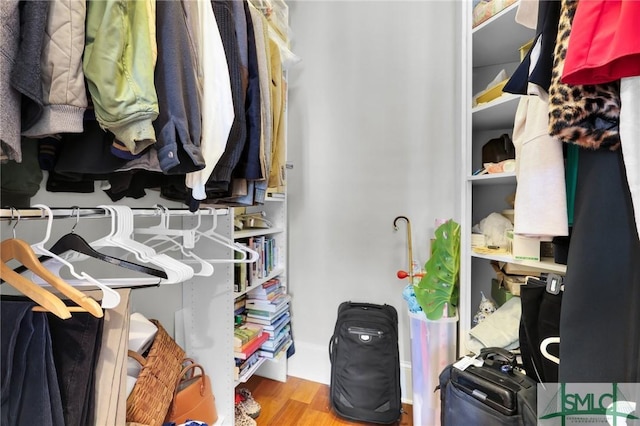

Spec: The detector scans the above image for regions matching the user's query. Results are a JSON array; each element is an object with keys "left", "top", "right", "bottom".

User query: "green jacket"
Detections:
[{"left": 83, "top": 0, "right": 158, "bottom": 155}]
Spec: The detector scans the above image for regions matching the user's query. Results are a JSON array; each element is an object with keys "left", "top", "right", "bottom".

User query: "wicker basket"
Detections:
[{"left": 126, "top": 319, "right": 186, "bottom": 426}]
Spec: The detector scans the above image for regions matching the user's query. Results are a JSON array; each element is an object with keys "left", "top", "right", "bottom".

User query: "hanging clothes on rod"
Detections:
[{"left": 2, "top": 205, "right": 232, "bottom": 286}]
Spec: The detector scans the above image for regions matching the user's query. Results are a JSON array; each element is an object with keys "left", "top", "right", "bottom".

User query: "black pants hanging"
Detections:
[
  {"left": 559, "top": 147, "right": 640, "bottom": 383},
  {"left": 1, "top": 301, "right": 65, "bottom": 426},
  {"left": 1, "top": 297, "right": 104, "bottom": 425},
  {"left": 519, "top": 278, "right": 562, "bottom": 383},
  {"left": 47, "top": 310, "right": 104, "bottom": 426}
]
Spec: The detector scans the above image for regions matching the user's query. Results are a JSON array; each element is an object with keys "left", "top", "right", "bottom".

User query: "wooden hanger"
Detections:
[
  {"left": 0, "top": 239, "right": 73, "bottom": 319},
  {"left": 3, "top": 207, "right": 104, "bottom": 317},
  {"left": 3, "top": 237, "right": 104, "bottom": 317}
]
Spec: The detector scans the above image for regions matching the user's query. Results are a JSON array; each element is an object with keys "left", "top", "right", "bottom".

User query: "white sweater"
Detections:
[{"left": 185, "top": 0, "right": 235, "bottom": 201}]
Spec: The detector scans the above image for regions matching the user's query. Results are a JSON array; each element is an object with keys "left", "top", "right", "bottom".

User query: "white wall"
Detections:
[{"left": 285, "top": 0, "right": 461, "bottom": 401}]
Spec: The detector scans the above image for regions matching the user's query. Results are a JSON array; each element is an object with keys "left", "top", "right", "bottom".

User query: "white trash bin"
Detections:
[{"left": 409, "top": 310, "right": 458, "bottom": 426}]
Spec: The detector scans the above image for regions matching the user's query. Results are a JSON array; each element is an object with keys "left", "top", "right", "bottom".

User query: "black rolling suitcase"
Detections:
[
  {"left": 439, "top": 347, "right": 538, "bottom": 426},
  {"left": 328, "top": 301, "right": 402, "bottom": 424}
]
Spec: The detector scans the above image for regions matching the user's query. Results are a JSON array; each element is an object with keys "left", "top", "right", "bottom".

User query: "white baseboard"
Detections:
[
  {"left": 400, "top": 360, "right": 413, "bottom": 404},
  {"left": 286, "top": 340, "right": 415, "bottom": 404},
  {"left": 287, "top": 340, "right": 331, "bottom": 385}
]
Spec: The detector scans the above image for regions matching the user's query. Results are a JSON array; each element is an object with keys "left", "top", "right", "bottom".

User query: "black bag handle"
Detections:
[
  {"left": 479, "top": 347, "right": 517, "bottom": 366},
  {"left": 328, "top": 335, "right": 336, "bottom": 363},
  {"left": 342, "top": 302, "right": 379, "bottom": 310}
]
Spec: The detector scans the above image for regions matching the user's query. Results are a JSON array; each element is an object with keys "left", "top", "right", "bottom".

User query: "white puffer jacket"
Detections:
[{"left": 23, "top": 0, "right": 87, "bottom": 138}]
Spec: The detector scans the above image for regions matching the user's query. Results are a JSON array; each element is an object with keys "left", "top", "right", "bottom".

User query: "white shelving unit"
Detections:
[
  {"left": 459, "top": 1, "right": 566, "bottom": 354},
  {"left": 232, "top": 194, "right": 290, "bottom": 384}
]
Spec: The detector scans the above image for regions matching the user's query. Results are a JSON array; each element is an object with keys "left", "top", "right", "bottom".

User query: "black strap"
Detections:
[{"left": 48, "top": 233, "right": 168, "bottom": 279}]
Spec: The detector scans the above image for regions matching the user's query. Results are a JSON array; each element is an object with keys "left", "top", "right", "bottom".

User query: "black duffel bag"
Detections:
[{"left": 439, "top": 347, "right": 538, "bottom": 426}]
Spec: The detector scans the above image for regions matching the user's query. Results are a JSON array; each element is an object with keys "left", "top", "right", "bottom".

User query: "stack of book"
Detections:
[
  {"left": 235, "top": 352, "right": 261, "bottom": 381},
  {"left": 245, "top": 277, "right": 280, "bottom": 301},
  {"left": 245, "top": 278, "right": 292, "bottom": 359},
  {"left": 233, "top": 322, "right": 269, "bottom": 367}
]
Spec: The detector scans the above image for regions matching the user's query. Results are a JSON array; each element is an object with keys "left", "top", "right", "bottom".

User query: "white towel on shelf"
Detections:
[
  {"left": 467, "top": 297, "right": 521, "bottom": 355},
  {"left": 512, "top": 96, "right": 569, "bottom": 238}
]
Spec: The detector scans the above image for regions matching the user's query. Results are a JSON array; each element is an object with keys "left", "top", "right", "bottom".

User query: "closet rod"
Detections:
[{"left": 0, "top": 207, "right": 229, "bottom": 220}]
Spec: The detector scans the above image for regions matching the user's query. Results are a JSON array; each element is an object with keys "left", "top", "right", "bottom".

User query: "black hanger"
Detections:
[{"left": 47, "top": 233, "right": 168, "bottom": 279}]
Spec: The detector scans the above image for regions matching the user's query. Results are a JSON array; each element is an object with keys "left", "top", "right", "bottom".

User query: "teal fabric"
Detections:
[{"left": 565, "top": 144, "right": 579, "bottom": 226}]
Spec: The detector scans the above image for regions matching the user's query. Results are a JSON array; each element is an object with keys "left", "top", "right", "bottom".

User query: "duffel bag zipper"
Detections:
[{"left": 348, "top": 326, "right": 384, "bottom": 342}]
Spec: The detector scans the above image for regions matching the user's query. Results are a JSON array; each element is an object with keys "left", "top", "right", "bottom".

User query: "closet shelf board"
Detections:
[
  {"left": 468, "top": 172, "right": 516, "bottom": 185},
  {"left": 235, "top": 357, "right": 268, "bottom": 386},
  {"left": 473, "top": 1, "right": 535, "bottom": 67},
  {"left": 472, "top": 94, "right": 520, "bottom": 130},
  {"left": 233, "top": 267, "right": 285, "bottom": 299},
  {"left": 471, "top": 252, "right": 567, "bottom": 274},
  {"left": 235, "top": 227, "right": 284, "bottom": 239}
]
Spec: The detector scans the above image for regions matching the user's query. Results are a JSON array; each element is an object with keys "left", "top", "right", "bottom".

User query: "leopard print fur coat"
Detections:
[{"left": 548, "top": 0, "right": 621, "bottom": 150}]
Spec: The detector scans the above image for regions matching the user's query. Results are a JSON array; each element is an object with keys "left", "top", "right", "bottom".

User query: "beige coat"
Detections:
[
  {"left": 23, "top": 0, "right": 88, "bottom": 138},
  {"left": 268, "top": 27, "right": 286, "bottom": 192}
]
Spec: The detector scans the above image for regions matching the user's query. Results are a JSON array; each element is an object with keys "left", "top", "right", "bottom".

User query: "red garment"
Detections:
[{"left": 562, "top": 0, "right": 640, "bottom": 85}]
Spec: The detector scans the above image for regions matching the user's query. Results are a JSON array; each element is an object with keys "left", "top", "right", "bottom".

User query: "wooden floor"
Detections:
[{"left": 241, "top": 375, "right": 413, "bottom": 426}]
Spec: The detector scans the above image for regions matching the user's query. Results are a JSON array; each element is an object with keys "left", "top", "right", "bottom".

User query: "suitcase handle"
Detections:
[
  {"left": 339, "top": 302, "right": 398, "bottom": 322},
  {"left": 479, "top": 347, "right": 517, "bottom": 366},
  {"left": 329, "top": 335, "right": 336, "bottom": 363},
  {"left": 344, "top": 302, "right": 383, "bottom": 311}
]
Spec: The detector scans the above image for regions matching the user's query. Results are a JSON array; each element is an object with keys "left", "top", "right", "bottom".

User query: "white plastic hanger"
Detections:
[
  {"left": 193, "top": 208, "right": 259, "bottom": 264},
  {"left": 63, "top": 205, "right": 156, "bottom": 269},
  {"left": 134, "top": 206, "right": 214, "bottom": 277},
  {"left": 90, "top": 205, "right": 194, "bottom": 284},
  {"left": 100, "top": 205, "right": 192, "bottom": 283},
  {"left": 134, "top": 204, "right": 198, "bottom": 242},
  {"left": 25, "top": 204, "right": 121, "bottom": 310},
  {"left": 46, "top": 207, "right": 166, "bottom": 287}
]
